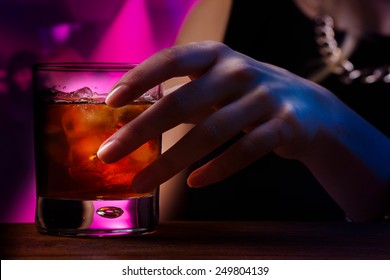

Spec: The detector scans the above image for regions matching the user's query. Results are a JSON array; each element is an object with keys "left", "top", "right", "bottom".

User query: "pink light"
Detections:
[
  {"left": 90, "top": 0, "right": 198, "bottom": 62},
  {"left": 3, "top": 173, "right": 36, "bottom": 223},
  {"left": 51, "top": 23, "right": 73, "bottom": 44},
  {"left": 90, "top": 200, "right": 135, "bottom": 229}
]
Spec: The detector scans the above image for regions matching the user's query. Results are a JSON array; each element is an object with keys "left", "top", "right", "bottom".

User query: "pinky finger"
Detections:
[{"left": 187, "top": 118, "right": 288, "bottom": 187}]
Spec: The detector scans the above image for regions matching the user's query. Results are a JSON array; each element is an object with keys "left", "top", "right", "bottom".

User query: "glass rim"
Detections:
[{"left": 33, "top": 62, "right": 139, "bottom": 72}]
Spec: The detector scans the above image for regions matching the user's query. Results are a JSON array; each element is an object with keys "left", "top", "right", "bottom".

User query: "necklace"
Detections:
[{"left": 314, "top": 15, "right": 390, "bottom": 84}]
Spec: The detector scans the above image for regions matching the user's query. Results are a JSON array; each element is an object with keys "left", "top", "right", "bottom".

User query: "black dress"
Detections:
[{"left": 183, "top": 0, "right": 390, "bottom": 221}]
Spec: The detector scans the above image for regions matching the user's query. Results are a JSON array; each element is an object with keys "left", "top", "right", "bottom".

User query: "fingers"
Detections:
[
  {"left": 130, "top": 87, "right": 275, "bottom": 193},
  {"left": 97, "top": 44, "right": 261, "bottom": 164},
  {"left": 97, "top": 67, "right": 244, "bottom": 164},
  {"left": 105, "top": 41, "right": 226, "bottom": 107},
  {"left": 96, "top": 41, "right": 300, "bottom": 192}
]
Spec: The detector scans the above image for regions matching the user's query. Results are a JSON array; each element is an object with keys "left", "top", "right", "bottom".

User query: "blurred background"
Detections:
[{"left": 0, "top": 0, "right": 198, "bottom": 222}]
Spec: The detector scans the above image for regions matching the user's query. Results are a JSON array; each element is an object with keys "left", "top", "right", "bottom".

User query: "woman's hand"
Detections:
[{"left": 97, "top": 41, "right": 340, "bottom": 192}]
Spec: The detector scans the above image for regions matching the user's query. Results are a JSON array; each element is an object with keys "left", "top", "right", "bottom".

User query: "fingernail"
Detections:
[
  {"left": 97, "top": 139, "right": 120, "bottom": 163},
  {"left": 105, "top": 84, "right": 125, "bottom": 106},
  {"left": 187, "top": 170, "right": 207, "bottom": 188}
]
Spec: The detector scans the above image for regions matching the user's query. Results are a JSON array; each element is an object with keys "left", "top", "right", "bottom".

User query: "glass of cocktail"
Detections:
[{"left": 33, "top": 63, "right": 162, "bottom": 236}]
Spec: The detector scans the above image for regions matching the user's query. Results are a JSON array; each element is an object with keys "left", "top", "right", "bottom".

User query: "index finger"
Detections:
[{"left": 105, "top": 41, "right": 226, "bottom": 107}]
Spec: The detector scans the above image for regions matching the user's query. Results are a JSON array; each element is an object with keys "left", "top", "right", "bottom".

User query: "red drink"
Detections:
[
  {"left": 33, "top": 63, "right": 161, "bottom": 236},
  {"left": 35, "top": 102, "right": 160, "bottom": 200}
]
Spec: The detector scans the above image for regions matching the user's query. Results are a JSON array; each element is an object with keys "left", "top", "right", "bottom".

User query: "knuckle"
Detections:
[
  {"left": 278, "top": 103, "right": 305, "bottom": 134},
  {"left": 253, "top": 84, "right": 277, "bottom": 105},
  {"left": 205, "top": 40, "right": 230, "bottom": 54},
  {"left": 273, "top": 116, "right": 294, "bottom": 144},
  {"left": 223, "top": 58, "right": 258, "bottom": 85}
]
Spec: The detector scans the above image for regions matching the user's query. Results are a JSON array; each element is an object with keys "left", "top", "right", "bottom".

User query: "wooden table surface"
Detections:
[{"left": 1, "top": 221, "right": 390, "bottom": 260}]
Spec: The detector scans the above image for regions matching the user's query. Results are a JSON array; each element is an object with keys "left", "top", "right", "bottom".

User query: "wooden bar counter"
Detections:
[{"left": 1, "top": 221, "right": 390, "bottom": 260}]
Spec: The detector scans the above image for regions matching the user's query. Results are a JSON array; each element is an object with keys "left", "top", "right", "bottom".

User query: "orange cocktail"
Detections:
[
  {"left": 35, "top": 101, "right": 160, "bottom": 200},
  {"left": 33, "top": 63, "right": 161, "bottom": 236}
]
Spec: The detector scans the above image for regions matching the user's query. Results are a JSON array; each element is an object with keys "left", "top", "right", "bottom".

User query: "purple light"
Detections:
[
  {"left": 90, "top": 200, "right": 135, "bottom": 229},
  {"left": 4, "top": 174, "right": 36, "bottom": 223},
  {"left": 51, "top": 23, "right": 73, "bottom": 44},
  {"left": 90, "top": 0, "right": 197, "bottom": 62}
]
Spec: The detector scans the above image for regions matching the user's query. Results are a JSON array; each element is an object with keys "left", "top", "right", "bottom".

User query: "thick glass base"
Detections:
[{"left": 35, "top": 196, "right": 158, "bottom": 237}]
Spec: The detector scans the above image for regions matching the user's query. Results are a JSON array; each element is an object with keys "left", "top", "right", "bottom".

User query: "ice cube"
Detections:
[
  {"left": 73, "top": 87, "right": 93, "bottom": 100},
  {"left": 46, "top": 87, "right": 95, "bottom": 102},
  {"left": 62, "top": 104, "right": 114, "bottom": 140},
  {"left": 137, "top": 86, "right": 162, "bottom": 102},
  {"left": 68, "top": 135, "right": 103, "bottom": 166}
]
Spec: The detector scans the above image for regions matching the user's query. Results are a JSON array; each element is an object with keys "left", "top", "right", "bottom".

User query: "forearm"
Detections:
[{"left": 301, "top": 106, "right": 390, "bottom": 222}]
